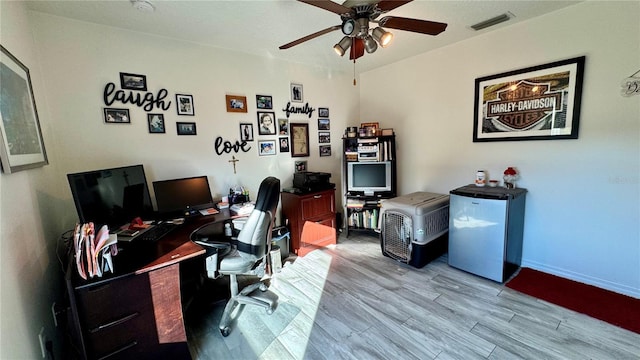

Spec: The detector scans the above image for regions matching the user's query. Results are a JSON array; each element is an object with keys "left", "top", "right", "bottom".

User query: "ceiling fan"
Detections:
[{"left": 279, "top": 0, "right": 447, "bottom": 61}]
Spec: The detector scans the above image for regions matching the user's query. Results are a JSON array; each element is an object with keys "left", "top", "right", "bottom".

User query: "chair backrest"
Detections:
[{"left": 235, "top": 177, "right": 280, "bottom": 259}]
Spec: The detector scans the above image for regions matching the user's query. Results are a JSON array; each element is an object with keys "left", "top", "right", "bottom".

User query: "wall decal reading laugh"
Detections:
[{"left": 103, "top": 82, "right": 171, "bottom": 112}]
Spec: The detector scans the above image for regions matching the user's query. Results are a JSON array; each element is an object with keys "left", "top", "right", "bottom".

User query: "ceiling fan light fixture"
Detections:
[
  {"left": 364, "top": 36, "right": 378, "bottom": 53},
  {"left": 372, "top": 27, "right": 393, "bottom": 48},
  {"left": 131, "top": 0, "right": 155, "bottom": 13},
  {"left": 333, "top": 36, "right": 352, "bottom": 56}
]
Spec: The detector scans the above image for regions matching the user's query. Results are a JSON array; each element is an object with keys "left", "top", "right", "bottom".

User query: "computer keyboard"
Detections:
[{"left": 138, "top": 222, "right": 178, "bottom": 242}]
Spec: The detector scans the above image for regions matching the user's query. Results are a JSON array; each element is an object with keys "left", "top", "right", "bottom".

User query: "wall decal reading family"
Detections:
[
  {"left": 103, "top": 82, "right": 171, "bottom": 112},
  {"left": 214, "top": 136, "right": 251, "bottom": 155},
  {"left": 282, "top": 102, "right": 315, "bottom": 118}
]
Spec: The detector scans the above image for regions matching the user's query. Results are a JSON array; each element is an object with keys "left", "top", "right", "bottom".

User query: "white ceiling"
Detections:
[{"left": 24, "top": 0, "right": 582, "bottom": 73}]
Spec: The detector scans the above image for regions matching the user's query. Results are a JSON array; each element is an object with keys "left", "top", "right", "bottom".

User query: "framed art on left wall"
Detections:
[{"left": 0, "top": 45, "right": 48, "bottom": 173}]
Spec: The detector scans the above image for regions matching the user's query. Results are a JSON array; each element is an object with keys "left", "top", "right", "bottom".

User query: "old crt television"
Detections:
[
  {"left": 67, "top": 165, "right": 155, "bottom": 230},
  {"left": 152, "top": 176, "right": 214, "bottom": 217},
  {"left": 347, "top": 161, "right": 392, "bottom": 196}
]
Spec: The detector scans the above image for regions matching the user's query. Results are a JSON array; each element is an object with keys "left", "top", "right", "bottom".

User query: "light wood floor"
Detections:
[{"left": 185, "top": 233, "right": 640, "bottom": 359}]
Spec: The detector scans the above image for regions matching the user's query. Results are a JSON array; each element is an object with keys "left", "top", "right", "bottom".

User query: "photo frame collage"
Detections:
[
  {"left": 104, "top": 72, "right": 196, "bottom": 136},
  {"left": 231, "top": 83, "right": 332, "bottom": 161}
]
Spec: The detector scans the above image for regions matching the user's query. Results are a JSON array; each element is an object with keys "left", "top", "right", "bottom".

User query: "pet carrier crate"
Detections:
[{"left": 380, "top": 192, "right": 449, "bottom": 268}]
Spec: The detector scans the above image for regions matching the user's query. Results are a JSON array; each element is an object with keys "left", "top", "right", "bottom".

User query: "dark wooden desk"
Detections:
[{"left": 65, "top": 212, "right": 230, "bottom": 360}]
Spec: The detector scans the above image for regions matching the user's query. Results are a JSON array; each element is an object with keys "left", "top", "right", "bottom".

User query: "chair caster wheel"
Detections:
[
  {"left": 266, "top": 307, "right": 274, "bottom": 315},
  {"left": 220, "top": 327, "right": 230, "bottom": 337},
  {"left": 259, "top": 283, "right": 268, "bottom": 292}
]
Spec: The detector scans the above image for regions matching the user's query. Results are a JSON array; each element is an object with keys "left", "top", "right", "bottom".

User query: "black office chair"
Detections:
[{"left": 193, "top": 176, "right": 280, "bottom": 337}]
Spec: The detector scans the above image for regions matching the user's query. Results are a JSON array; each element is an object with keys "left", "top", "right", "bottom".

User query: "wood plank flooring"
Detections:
[{"left": 185, "top": 233, "right": 640, "bottom": 359}]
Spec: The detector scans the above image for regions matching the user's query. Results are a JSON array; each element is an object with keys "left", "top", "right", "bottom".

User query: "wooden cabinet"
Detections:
[{"left": 281, "top": 189, "right": 336, "bottom": 255}]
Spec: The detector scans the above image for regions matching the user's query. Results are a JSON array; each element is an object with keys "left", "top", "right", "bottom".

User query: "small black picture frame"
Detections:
[
  {"left": 104, "top": 108, "right": 130, "bottom": 123},
  {"left": 318, "top": 131, "right": 330, "bottom": 144},
  {"left": 257, "top": 111, "right": 276, "bottom": 135},
  {"left": 119, "top": 72, "right": 147, "bottom": 91},
  {"left": 318, "top": 107, "right": 329, "bottom": 117},
  {"left": 256, "top": 95, "right": 273, "bottom": 109},
  {"left": 319, "top": 145, "right": 331, "bottom": 157},
  {"left": 318, "top": 118, "right": 330, "bottom": 130},
  {"left": 177, "top": 122, "right": 197, "bottom": 135},
  {"left": 279, "top": 137, "right": 290, "bottom": 153},
  {"left": 176, "top": 94, "right": 195, "bottom": 116},
  {"left": 147, "top": 113, "right": 165, "bottom": 133},
  {"left": 240, "top": 123, "right": 254, "bottom": 141}
]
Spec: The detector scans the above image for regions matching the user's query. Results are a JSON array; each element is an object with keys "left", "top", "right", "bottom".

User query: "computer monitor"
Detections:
[
  {"left": 152, "top": 176, "right": 214, "bottom": 217},
  {"left": 67, "top": 164, "right": 155, "bottom": 230}
]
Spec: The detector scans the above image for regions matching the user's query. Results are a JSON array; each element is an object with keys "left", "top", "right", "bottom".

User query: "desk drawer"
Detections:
[
  {"left": 83, "top": 309, "right": 157, "bottom": 360},
  {"left": 301, "top": 192, "right": 334, "bottom": 219},
  {"left": 76, "top": 274, "right": 153, "bottom": 329}
]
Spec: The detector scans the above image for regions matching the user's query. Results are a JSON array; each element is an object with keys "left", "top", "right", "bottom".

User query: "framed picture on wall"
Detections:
[
  {"left": 290, "top": 123, "right": 309, "bottom": 157},
  {"left": 278, "top": 118, "right": 289, "bottom": 135},
  {"left": 318, "top": 131, "right": 330, "bottom": 144},
  {"left": 279, "top": 137, "right": 290, "bottom": 152},
  {"left": 318, "top": 118, "right": 330, "bottom": 130},
  {"left": 319, "top": 145, "right": 331, "bottom": 157},
  {"left": 226, "top": 95, "right": 247, "bottom": 113},
  {"left": 295, "top": 160, "right": 307, "bottom": 172},
  {"left": 257, "top": 111, "right": 276, "bottom": 135},
  {"left": 119, "top": 72, "right": 147, "bottom": 91},
  {"left": 104, "top": 108, "right": 130, "bottom": 123},
  {"left": 177, "top": 122, "right": 197, "bottom": 135},
  {"left": 318, "top": 107, "right": 329, "bottom": 117},
  {"left": 0, "top": 45, "right": 48, "bottom": 173},
  {"left": 473, "top": 56, "right": 585, "bottom": 142},
  {"left": 176, "top": 94, "right": 195, "bottom": 116},
  {"left": 147, "top": 114, "right": 165, "bottom": 133},
  {"left": 258, "top": 140, "right": 276, "bottom": 156},
  {"left": 256, "top": 95, "right": 272, "bottom": 109},
  {"left": 240, "top": 123, "right": 254, "bottom": 141},
  {"left": 290, "top": 83, "right": 303, "bottom": 103}
]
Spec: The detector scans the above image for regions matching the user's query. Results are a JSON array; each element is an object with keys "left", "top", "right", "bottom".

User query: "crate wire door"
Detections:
[{"left": 381, "top": 210, "right": 414, "bottom": 263}]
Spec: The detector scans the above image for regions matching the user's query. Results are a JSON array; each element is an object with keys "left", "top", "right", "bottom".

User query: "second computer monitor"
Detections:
[{"left": 153, "top": 176, "right": 214, "bottom": 217}]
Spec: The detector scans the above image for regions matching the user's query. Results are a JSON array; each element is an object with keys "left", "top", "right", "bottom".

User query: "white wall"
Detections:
[
  {"left": 360, "top": 1, "right": 640, "bottom": 297},
  {"left": 0, "top": 7, "right": 358, "bottom": 359},
  {"left": 30, "top": 12, "right": 358, "bottom": 227},
  {"left": 0, "top": 2, "right": 67, "bottom": 359}
]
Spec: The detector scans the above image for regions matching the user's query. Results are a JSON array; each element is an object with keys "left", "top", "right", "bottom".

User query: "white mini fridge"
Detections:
[{"left": 448, "top": 184, "right": 526, "bottom": 283}]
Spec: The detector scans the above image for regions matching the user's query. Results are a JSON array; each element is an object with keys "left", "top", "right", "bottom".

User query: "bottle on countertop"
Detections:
[{"left": 475, "top": 170, "right": 486, "bottom": 187}]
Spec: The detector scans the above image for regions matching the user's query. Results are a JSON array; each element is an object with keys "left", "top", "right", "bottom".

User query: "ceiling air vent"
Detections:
[{"left": 470, "top": 13, "right": 512, "bottom": 31}]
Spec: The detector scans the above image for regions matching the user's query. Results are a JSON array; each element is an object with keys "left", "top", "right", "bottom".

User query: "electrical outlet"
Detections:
[{"left": 38, "top": 327, "right": 47, "bottom": 358}]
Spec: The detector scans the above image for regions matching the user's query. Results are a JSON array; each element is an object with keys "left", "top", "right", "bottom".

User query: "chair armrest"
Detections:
[{"left": 194, "top": 240, "right": 231, "bottom": 250}]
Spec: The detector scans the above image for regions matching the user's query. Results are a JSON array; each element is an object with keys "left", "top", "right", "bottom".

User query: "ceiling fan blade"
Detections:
[
  {"left": 377, "top": 0, "right": 413, "bottom": 12},
  {"left": 350, "top": 38, "right": 365, "bottom": 60},
  {"left": 379, "top": 16, "right": 447, "bottom": 35},
  {"left": 279, "top": 25, "right": 341, "bottom": 50},
  {"left": 298, "top": 0, "right": 353, "bottom": 15}
]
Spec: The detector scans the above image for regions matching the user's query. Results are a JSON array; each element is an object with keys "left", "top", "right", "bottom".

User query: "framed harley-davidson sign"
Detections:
[{"left": 473, "top": 56, "right": 585, "bottom": 142}]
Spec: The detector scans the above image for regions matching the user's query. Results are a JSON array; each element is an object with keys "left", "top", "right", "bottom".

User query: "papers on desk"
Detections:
[
  {"left": 73, "top": 223, "right": 118, "bottom": 280},
  {"left": 199, "top": 207, "right": 220, "bottom": 216},
  {"left": 230, "top": 202, "right": 255, "bottom": 216}
]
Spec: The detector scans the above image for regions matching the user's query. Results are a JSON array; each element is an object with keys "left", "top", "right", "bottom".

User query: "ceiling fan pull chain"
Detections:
[{"left": 353, "top": 59, "right": 357, "bottom": 86}]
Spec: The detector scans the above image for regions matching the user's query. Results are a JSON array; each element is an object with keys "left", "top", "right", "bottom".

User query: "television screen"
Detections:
[
  {"left": 347, "top": 161, "right": 392, "bottom": 195},
  {"left": 67, "top": 165, "right": 154, "bottom": 229},
  {"left": 152, "top": 176, "right": 213, "bottom": 216}
]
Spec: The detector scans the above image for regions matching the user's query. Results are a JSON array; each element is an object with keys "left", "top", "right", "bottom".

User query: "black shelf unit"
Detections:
[{"left": 342, "top": 134, "right": 397, "bottom": 237}]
